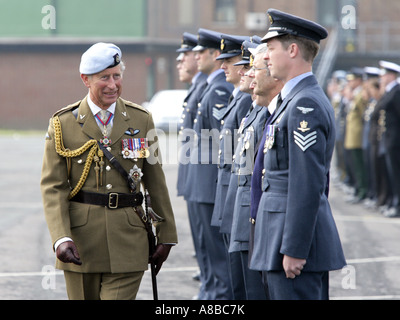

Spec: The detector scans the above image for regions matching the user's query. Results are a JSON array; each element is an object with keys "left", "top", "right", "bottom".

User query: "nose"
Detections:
[{"left": 107, "top": 77, "right": 117, "bottom": 90}]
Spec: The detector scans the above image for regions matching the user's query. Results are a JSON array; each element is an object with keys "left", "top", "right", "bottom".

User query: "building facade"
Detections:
[{"left": 0, "top": 0, "right": 399, "bottom": 129}]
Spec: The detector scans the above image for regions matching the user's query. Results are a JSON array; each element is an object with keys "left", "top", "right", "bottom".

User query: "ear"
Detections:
[
  {"left": 80, "top": 74, "right": 91, "bottom": 88},
  {"left": 288, "top": 43, "right": 300, "bottom": 58}
]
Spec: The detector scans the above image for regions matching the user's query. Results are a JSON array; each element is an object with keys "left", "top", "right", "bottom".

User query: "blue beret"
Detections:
[
  {"left": 80, "top": 42, "right": 122, "bottom": 75},
  {"left": 176, "top": 32, "right": 198, "bottom": 53},
  {"left": 262, "top": 9, "right": 328, "bottom": 44}
]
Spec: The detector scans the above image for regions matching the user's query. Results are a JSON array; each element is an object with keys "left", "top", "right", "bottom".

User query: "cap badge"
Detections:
[
  {"left": 114, "top": 53, "right": 120, "bottom": 65},
  {"left": 220, "top": 39, "right": 225, "bottom": 51}
]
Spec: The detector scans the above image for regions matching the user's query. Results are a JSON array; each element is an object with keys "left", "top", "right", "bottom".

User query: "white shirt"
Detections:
[{"left": 87, "top": 94, "right": 116, "bottom": 129}]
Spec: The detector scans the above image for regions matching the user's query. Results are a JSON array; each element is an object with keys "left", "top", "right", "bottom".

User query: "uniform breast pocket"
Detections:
[
  {"left": 69, "top": 202, "right": 90, "bottom": 228},
  {"left": 266, "top": 129, "right": 288, "bottom": 171}
]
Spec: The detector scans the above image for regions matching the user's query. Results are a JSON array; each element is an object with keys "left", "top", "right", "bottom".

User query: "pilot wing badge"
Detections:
[
  {"left": 294, "top": 120, "right": 317, "bottom": 152},
  {"left": 297, "top": 106, "right": 314, "bottom": 114}
]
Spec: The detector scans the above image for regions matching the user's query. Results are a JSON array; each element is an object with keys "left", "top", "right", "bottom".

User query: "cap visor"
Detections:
[{"left": 192, "top": 45, "right": 206, "bottom": 52}]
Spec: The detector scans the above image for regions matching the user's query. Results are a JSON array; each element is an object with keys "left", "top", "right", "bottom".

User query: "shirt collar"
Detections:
[
  {"left": 232, "top": 87, "right": 240, "bottom": 98},
  {"left": 87, "top": 94, "right": 116, "bottom": 115},
  {"left": 268, "top": 94, "right": 279, "bottom": 115},
  {"left": 206, "top": 69, "right": 224, "bottom": 84},
  {"left": 281, "top": 72, "right": 313, "bottom": 100},
  {"left": 192, "top": 72, "right": 202, "bottom": 84},
  {"left": 386, "top": 80, "right": 398, "bottom": 93}
]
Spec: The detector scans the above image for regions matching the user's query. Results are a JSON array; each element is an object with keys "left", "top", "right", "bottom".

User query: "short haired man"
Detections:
[
  {"left": 249, "top": 9, "right": 346, "bottom": 300},
  {"left": 41, "top": 43, "right": 178, "bottom": 300}
]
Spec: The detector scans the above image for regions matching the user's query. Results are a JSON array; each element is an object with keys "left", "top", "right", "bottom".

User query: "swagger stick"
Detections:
[{"left": 144, "top": 191, "right": 158, "bottom": 300}]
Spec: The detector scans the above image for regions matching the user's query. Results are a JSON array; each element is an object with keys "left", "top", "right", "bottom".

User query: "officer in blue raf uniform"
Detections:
[
  {"left": 209, "top": 33, "right": 253, "bottom": 300},
  {"left": 175, "top": 32, "right": 209, "bottom": 299},
  {"left": 221, "top": 38, "right": 271, "bottom": 300},
  {"left": 249, "top": 9, "right": 346, "bottom": 300},
  {"left": 211, "top": 33, "right": 251, "bottom": 229},
  {"left": 186, "top": 28, "right": 234, "bottom": 299}
]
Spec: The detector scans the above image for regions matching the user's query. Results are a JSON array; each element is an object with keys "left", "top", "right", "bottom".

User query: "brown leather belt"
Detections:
[{"left": 70, "top": 190, "right": 143, "bottom": 209}]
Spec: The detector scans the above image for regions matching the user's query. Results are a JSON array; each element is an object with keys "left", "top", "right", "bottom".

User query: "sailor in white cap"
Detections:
[
  {"left": 377, "top": 60, "right": 400, "bottom": 217},
  {"left": 41, "top": 43, "right": 178, "bottom": 300}
]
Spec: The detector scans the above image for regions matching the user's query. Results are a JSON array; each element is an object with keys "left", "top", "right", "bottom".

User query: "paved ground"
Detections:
[{"left": 0, "top": 132, "right": 400, "bottom": 300}]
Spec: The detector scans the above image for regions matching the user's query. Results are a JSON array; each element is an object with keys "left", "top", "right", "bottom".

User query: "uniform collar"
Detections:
[
  {"left": 386, "top": 80, "right": 398, "bottom": 93},
  {"left": 206, "top": 69, "right": 224, "bottom": 84},
  {"left": 281, "top": 72, "right": 313, "bottom": 100},
  {"left": 87, "top": 93, "right": 116, "bottom": 115}
]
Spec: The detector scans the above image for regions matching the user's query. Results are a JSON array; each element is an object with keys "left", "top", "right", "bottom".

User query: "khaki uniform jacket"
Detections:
[
  {"left": 344, "top": 89, "right": 367, "bottom": 149},
  {"left": 40, "top": 97, "right": 178, "bottom": 273}
]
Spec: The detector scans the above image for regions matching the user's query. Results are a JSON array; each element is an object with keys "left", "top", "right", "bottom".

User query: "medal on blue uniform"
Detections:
[
  {"left": 122, "top": 138, "right": 150, "bottom": 159},
  {"left": 244, "top": 129, "right": 252, "bottom": 150},
  {"left": 238, "top": 117, "right": 247, "bottom": 134},
  {"left": 264, "top": 125, "right": 276, "bottom": 153}
]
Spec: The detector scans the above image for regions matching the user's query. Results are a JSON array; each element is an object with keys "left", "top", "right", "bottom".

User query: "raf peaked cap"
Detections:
[
  {"left": 262, "top": 8, "right": 328, "bottom": 44},
  {"left": 379, "top": 60, "right": 400, "bottom": 75},
  {"left": 193, "top": 28, "right": 223, "bottom": 52},
  {"left": 346, "top": 67, "right": 365, "bottom": 81},
  {"left": 176, "top": 32, "right": 198, "bottom": 53},
  {"left": 216, "top": 34, "right": 250, "bottom": 60},
  {"left": 234, "top": 36, "right": 262, "bottom": 66},
  {"left": 80, "top": 42, "right": 122, "bottom": 75}
]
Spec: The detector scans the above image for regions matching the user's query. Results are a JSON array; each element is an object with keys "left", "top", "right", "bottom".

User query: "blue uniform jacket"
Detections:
[
  {"left": 211, "top": 90, "right": 252, "bottom": 227},
  {"left": 227, "top": 105, "right": 269, "bottom": 251},
  {"left": 250, "top": 75, "right": 346, "bottom": 272},
  {"left": 186, "top": 71, "right": 234, "bottom": 204},
  {"left": 177, "top": 73, "right": 208, "bottom": 198}
]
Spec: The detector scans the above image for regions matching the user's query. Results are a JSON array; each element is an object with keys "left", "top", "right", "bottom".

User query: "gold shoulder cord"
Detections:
[{"left": 53, "top": 116, "right": 100, "bottom": 199}]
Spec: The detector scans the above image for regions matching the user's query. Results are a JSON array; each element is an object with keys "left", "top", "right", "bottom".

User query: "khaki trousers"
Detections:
[{"left": 64, "top": 271, "right": 144, "bottom": 300}]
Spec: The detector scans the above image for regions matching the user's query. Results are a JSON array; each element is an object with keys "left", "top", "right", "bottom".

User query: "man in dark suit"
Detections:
[
  {"left": 249, "top": 9, "right": 346, "bottom": 300},
  {"left": 176, "top": 32, "right": 209, "bottom": 299},
  {"left": 186, "top": 28, "right": 234, "bottom": 299},
  {"left": 378, "top": 60, "right": 400, "bottom": 217}
]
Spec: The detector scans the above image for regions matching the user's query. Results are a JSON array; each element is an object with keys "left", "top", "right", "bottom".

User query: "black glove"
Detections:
[
  {"left": 56, "top": 241, "right": 82, "bottom": 265},
  {"left": 150, "top": 244, "right": 172, "bottom": 275}
]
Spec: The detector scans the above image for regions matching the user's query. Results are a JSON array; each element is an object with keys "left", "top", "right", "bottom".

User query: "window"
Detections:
[
  {"left": 178, "top": 0, "right": 194, "bottom": 26},
  {"left": 214, "top": 0, "right": 236, "bottom": 24}
]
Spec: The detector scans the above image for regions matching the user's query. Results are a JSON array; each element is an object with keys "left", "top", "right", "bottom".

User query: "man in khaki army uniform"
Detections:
[
  {"left": 40, "top": 43, "right": 178, "bottom": 300},
  {"left": 344, "top": 68, "right": 368, "bottom": 202}
]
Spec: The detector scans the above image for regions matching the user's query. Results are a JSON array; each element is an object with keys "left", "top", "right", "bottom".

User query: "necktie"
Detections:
[
  {"left": 276, "top": 93, "right": 283, "bottom": 110},
  {"left": 98, "top": 110, "right": 112, "bottom": 137}
]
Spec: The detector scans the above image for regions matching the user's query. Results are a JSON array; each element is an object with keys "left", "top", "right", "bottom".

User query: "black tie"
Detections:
[{"left": 276, "top": 93, "right": 283, "bottom": 110}]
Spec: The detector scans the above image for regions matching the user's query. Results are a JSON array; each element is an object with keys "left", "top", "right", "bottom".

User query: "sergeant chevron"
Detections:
[{"left": 293, "top": 130, "right": 317, "bottom": 152}]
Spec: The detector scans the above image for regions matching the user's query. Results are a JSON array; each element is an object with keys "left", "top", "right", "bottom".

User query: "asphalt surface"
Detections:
[{"left": 0, "top": 133, "right": 400, "bottom": 300}]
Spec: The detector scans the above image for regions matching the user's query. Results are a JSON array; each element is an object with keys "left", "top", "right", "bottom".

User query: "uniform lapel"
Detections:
[
  {"left": 78, "top": 97, "right": 103, "bottom": 141},
  {"left": 77, "top": 97, "right": 130, "bottom": 144},
  {"left": 110, "top": 98, "right": 130, "bottom": 146},
  {"left": 270, "top": 75, "right": 317, "bottom": 124},
  {"left": 244, "top": 104, "right": 262, "bottom": 130}
]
